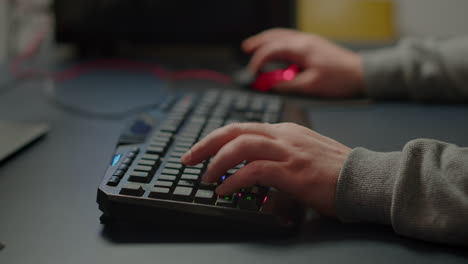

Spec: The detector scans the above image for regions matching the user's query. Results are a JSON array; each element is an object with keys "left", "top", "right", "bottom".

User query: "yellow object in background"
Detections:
[{"left": 297, "top": 0, "right": 396, "bottom": 43}]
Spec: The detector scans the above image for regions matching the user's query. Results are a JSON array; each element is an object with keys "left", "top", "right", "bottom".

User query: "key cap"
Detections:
[
  {"left": 177, "top": 180, "right": 197, "bottom": 187},
  {"left": 150, "top": 140, "right": 168, "bottom": 147},
  {"left": 187, "top": 163, "right": 204, "bottom": 169},
  {"left": 216, "top": 194, "right": 237, "bottom": 208},
  {"left": 158, "top": 174, "right": 177, "bottom": 181},
  {"left": 227, "top": 169, "right": 238, "bottom": 175},
  {"left": 194, "top": 189, "right": 216, "bottom": 205},
  {"left": 121, "top": 158, "right": 133, "bottom": 165},
  {"left": 165, "top": 163, "right": 183, "bottom": 169},
  {"left": 183, "top": 168, "right": 201, "bottom": 175},
  {"left": 147, "top": 146, "right": 165, "bottom": 154},
  {"left": 118, "top": 164, "right": 129, "bottom": 171},
  {"left": 154, "top": 180, "right": 174, "bottom": 188},
  {"left": 167, "top": 157, "right": 182, "bottom": 163},
  {"left": 237, "top": 193, "right": 258, "bottom": 211},
  {"left": 107, "top": 176, "right": 120, "bottom": 186},
  {"left": 199, "top": 182, "right": 218, "bottom": 190},
  {"left": 171, "top": 151, "right": 185, "bottom": 158},
  {"left": 128, "top": 171, "right": 151, "bottom": 183},
  {"left": 141, "top": 154, "right": 159, "bottom": 160},
  {"left": 161, "top": 168, "right": 179, "bottom": 175},
  {"left": 172, "top": 186, "right": 194, "bottom": 202},
  {"left": 180, "top": 174, "right": 199, "bottom": 181},
  {"left": 113, "top": 169, "right": 125, "bottom": 177},
  {"left": 120, "top": 183, "right": 145, "bottom": 196},
  {"left": 138, "top": 159, "right": 156, "bottom": 166},
  {"left": 149, "top": 187, "right": 171, "bottom": 199},
  {"left": 134, "top": 165, "right": 152, "bottom": 172},
  {"left": 173, "top": 146, "right": 190, "bottom": 152}
]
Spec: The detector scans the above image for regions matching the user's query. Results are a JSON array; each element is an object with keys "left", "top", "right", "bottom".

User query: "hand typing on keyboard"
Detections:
[{"left": 181, "top": 122, "right": 351, "bottom": 217}]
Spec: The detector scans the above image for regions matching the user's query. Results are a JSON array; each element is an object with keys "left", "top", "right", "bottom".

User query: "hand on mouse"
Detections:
[
  {"left": 181, "top": 122, "right": 352, "bottom": 217},
  {"left": 242, "top": 28, "right": 365, "bottom": 97}
]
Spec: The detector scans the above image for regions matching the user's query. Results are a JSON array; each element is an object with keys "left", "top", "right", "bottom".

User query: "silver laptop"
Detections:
[{"left": 0, "top": 121, "right": 49, "bottom": 162}]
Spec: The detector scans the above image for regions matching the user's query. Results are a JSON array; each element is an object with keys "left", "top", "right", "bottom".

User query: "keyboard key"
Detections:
[
  {"left": 227, "top": 169, "right": 238, "bottom": 175},
  {"left": 154, "top": 180, "right": 174, "bottom": 188},
  {"left": 172, "top": 186, "right": 194, "bottom": 202},
  {"left": 149, "top": 187, "right": 171, "bottom": 199},
  {"left": 134, "top": 165, "right": 152, "bottom": 172},
  {"left": 237, "top": 193, "right": 258, "bottom": 211},
  {"left": 150, "top": 140, "right": 168, "bottom": 147},
  {"left": 107, "top": 176, "right": 120, "bottom": 186},
  {"left": 120, "top": 183, "right": 145, "bottom": 196},
  {"left": 165, "top": 163, "right": 183, "bottom": 169},
  {"left": 171, "top": 151, "right": 185, "bottom": 158},
  {"left": 183, "top": 168, "right": 201, "bottom": 175},
  {"left": 167, "top": 157, "right": 182, "bottom": 163},
  {"left": 187, "top": 163, "right": 204, "bottom": 169},
  {"left": 194, "top": 189, "right": 216, "bottom": 205},
  {"left": 128, "top": 171, "right": 151, "bottom": 183},
  {"left": 173, "top": 146, "right": 190, "bottom": 152},
  {"left": 141, "top": 154, "right": 159, "bottom": 160},
  {"left": 147, "top": 146, "right": 165, "bottom": 154},
  {"left": 113, "top": 169, "right": 125, "bottom": 177},
  {"left": 161, "top": 168, "right": 179, "bottom": 175},
  {"left": 138, "top": 159, "right": 157, "bottom": 166},
  {"left": 158, "top": 174, "right": 177, "bottom": 181},
  {"left": 118, "top": 164, "right": 129, "bottom": 171},
  {"left": 181, "top": 174, "right": 199, "bottom": 181},
  {"left": 177, "top": 180, "right": 196, "bottom": 187},
  {"left": 121, "top": 157, "right": 133, "bottom": 165},
  {"left": 216, "top": 195, "right": 237, "bottom": 208},
  {"left": 152, "top": 136, "right": 171, "bottom": 143},
  {"left": 199, "top": 182, "right": 218, "bottom": 190},
  {"left": 155, "top": 131, "right": 173, "bottom": 138}
]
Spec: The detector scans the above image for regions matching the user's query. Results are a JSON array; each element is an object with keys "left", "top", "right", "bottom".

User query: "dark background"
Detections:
[{"left": 54, "top": 0, "right": 295, "bottom": 51}]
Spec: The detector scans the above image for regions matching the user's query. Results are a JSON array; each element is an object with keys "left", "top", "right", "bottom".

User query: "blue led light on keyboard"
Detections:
[
  {"left": 221, "top": 175, "right": 227, "bottom": 182},
  {"left": 111, "top": 154, "right": 122, "bottom": 166}
]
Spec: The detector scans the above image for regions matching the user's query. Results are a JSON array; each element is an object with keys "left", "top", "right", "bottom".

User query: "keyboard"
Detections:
[{"left": 97, "top": 89, "right": 308, "bottom": 233}]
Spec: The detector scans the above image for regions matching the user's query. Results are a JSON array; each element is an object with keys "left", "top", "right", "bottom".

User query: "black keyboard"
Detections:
[{"left": 97, "top": 89, "right": 308, "bottom": 233}]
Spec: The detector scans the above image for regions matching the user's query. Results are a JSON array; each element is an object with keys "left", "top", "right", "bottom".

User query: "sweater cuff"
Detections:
[
  {"left": 336, "top": 147, "right": 401, "bottom": 225},
  {"left": 361, "top": 48, "right": 409, "bottom": 100}
]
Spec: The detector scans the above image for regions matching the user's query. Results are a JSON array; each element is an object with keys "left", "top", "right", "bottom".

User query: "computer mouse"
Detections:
[
  {"left": 252, "top": 64, "right": 300, "bottom": 92},
  {"left": 233, "top": 64, "right": 300, "bottom": 92}
]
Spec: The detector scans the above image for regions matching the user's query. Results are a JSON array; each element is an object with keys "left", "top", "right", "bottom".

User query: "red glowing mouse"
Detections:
[{"left": 252, "top": 64, "right": 300, "bottom": 92}]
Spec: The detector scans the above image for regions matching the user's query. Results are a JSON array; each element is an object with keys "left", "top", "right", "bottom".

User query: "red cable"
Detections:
[{"left": 10, "top": 31, "right": 233, "bottom": 85}]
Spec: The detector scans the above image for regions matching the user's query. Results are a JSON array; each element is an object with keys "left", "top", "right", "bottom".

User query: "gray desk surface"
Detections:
[{"left": 1, "top": 72, "right": 467, "bottom": 264}]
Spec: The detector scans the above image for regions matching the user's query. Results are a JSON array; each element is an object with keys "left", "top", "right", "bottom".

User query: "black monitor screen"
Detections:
[{"left": 54, "top": 0, "right": 295, "bottom": 45}]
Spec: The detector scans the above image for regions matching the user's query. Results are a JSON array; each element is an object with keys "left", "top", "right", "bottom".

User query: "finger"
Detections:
[
  {"left": 248, "top": 42, "right": 304, "bottom": 73},
  {"left": 181, "top": 123, "right": 274, "bottom": 166},
  {"left": 272, "top": 70, "right": 320, "bottom": 93},
  {"left": 215, "top": 160, "right": 284, "bottom": 195},
  {"left": 202, "top": 134, "right": 287, "bottom": 183},
  {"left": 242, "top": 28, "right": 297, "bottom": 53}
]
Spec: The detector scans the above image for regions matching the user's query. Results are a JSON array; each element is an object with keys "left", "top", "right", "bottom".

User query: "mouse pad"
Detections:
[{"left": 0, "top": 121, "right": 49, "bottom": 163}]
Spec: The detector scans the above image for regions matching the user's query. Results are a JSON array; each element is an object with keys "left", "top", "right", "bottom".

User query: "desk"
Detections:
[{"left": 0, "top": 71, "right": 467, "bottom": 264}]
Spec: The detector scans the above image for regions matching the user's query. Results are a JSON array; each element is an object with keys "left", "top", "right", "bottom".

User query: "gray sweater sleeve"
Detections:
[
  {"left": 336, "top": 140, "right": 468, "bottom": 246},
  {"left": 335, "top": 39, "right": 468, "bottom": 246},
  {"left": 362, "top": 37, "right": 468, "bottom": 101}
]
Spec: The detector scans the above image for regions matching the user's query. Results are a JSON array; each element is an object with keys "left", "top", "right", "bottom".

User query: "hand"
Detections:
[
  {"left": 242, "top": 28, "right": 365, "bottom": 97},
  {"left": 181, "top": 123, "right": 352, "bottom": 217}
]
